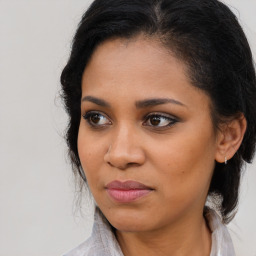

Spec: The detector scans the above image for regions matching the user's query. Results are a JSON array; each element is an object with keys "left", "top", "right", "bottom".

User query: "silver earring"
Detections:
[{"left": 225, "top": 156, "right": 227, "bottom": 165}]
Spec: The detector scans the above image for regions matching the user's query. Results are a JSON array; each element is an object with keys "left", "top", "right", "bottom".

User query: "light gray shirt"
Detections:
[{"left": 64, "top": 207, "right": 235, "bottom": 256}]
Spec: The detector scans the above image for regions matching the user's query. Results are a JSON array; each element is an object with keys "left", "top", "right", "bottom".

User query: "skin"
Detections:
[{"left": 77, "top": 36, "right": 246, "bottom": 256}]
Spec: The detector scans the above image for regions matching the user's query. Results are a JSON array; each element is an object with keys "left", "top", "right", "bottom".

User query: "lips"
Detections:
[{"left": 105, "top": 180, "right": 153, "bottom": 203}]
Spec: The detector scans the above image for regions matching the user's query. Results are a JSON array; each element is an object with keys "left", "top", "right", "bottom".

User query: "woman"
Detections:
[{"left": 61, "top": 0, "right": 256, "bottom": 255}]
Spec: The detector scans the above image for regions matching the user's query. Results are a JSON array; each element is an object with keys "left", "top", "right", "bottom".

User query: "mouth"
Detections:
[{"left": 105, "top": 180, "right": 153, "bottom": 203}]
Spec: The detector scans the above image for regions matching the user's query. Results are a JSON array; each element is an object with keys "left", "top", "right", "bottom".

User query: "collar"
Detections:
[{"left": 65, "top": 207, "right": 236, "bottom": 256}]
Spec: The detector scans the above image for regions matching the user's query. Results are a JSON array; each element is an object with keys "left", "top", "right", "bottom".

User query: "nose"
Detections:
[{"left": 104, "top": 125, "right": 146, "bottom": 170}]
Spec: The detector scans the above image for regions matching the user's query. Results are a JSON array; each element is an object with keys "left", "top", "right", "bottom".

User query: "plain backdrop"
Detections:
[{"left": 0, "top": 1, "right": 255, "bottom": 256}]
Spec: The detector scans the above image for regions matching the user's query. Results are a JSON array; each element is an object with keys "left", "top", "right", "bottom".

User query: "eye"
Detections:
[
  {"left": 82, "top": 111, "right": 112, "bottom": 127},
  {"left": 143, "top": 113, "right": 178, "bottom": 128}
]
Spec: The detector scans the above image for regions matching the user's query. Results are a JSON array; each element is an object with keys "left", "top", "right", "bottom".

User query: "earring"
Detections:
[{"left": 225, "top": 156, "right": 227, "bottom": 165}]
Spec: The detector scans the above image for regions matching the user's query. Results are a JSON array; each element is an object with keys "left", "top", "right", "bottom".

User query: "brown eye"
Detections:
[
  {"left": 90, "top": 114, "right": 101, "bottom": 124},
  {"left": 83, "top": 112, "right": 111, "bottom": 127},
  {"left": 143, "top": 114, "right": 178, "bottom": 128},
  {"left": 149, "top": 116, "right": 161, "bottom": 126}
]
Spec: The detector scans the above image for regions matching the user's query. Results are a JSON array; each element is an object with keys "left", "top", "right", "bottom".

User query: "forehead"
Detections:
[{"left": 81, "top": 36, "right": 211, "bottom": 111}]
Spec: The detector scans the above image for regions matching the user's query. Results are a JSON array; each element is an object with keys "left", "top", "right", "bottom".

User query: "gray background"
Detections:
[{"left": 0, "top": 0, "right": 255, "bottom": 255}]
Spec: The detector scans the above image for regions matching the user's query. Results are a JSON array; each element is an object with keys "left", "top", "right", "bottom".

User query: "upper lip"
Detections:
[{"left": 106, "top": 180, "right": 153, "bottom": 190}]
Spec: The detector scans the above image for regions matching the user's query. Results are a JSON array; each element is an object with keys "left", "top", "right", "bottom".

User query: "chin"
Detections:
[
  {"left": 111, "top": 219, "right": 149, "bottom": 233},
  {"left": 103, "top": 208, "right": 154, "bottom": 232}
]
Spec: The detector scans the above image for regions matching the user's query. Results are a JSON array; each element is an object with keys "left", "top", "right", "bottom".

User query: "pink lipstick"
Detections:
[{"left": 106, "top": 180, "right": 153, "bottom": 203}]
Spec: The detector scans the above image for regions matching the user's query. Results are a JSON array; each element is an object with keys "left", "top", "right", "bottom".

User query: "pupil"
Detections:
[
  {"left": 151, "top": 116, "right": 161, "bottom": 126},
  {"left": 91, "top": 114, "right": 101, "bottom": 123}
]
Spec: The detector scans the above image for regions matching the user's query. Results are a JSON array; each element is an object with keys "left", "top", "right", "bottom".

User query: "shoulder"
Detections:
[
  {"left": 63, "top": 237, "right": 95, "bottom": 256},
  {"left": 205, "top": 208, "right": 236, "bottom": 256},
  {"left": 63, "top": 207, "right": 123, "bottom": 256}
]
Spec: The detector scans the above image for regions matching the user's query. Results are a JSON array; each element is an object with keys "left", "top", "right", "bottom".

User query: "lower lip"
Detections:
[{"left": 106, "top": 189, "right": 152, "bottom": 203}]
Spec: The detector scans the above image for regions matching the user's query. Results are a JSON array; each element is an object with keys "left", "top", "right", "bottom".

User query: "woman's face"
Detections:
[{"left": 78, "top": 37, "right": 219, "bottom": 232}]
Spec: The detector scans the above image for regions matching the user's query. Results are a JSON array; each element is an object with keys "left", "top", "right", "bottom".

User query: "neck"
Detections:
[{"left": 116, "top": 210, "right": 212, "bottom": 256}]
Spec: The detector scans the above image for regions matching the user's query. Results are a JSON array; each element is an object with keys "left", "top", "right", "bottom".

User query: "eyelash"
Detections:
[
  {"left": 143, "top": 113, "right": 178, "bottom": 128},
  {"left": 82, "top": 111, "right": 112, "bottom": 129},
  {"left": 82, "top": 111, "right": 179, "bottom": 129}
]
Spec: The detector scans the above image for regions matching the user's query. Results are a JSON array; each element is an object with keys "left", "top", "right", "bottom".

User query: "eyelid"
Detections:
[
  {"left": 142, "top": 112, "right": 179, "bottom": 127},
  {"left": 82, "top": 110, "right": 111, "bottom": 118},
  {"left": 143, "top": 112, "right": 179, "bottom": 121}
]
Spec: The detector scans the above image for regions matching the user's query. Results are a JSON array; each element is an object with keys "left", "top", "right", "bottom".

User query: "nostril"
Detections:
[
  {"left": 107, "top": 161, "right": 114, "bottom": 168},
  {"left": 127, "top": 162, "right": 140, "bottom": 168},
  {"left": 106, "top": 161, "right": 140, "bottom": 170}
]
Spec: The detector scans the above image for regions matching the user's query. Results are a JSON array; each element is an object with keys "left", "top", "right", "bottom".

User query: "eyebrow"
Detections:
[
  {"left": 81, "top": 96, "right": 186, "bottom": 108},
  {"left": 81, "top": 96, "right": 110, "bottom": 107},
  {"left": 135, "top": 98, "right": 186, "bottom": 108}
]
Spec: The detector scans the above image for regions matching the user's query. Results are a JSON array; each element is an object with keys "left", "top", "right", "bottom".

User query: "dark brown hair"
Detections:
[{"left": 61, "top": 0, "right": 256, "bottom": 223}]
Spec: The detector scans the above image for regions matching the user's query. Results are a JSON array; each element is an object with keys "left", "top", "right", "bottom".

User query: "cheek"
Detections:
[
  {"left": 151, "top": 127, "right": 216, "bottom": 201},
  {"left": 153, "top": 135, "right": 215, "bottom": 174},
  {"left": 77, "top": 125, "right": 106, "bottom": 180}
]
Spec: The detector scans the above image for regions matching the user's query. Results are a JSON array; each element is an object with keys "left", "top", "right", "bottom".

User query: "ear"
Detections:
[{"left": 215, "top": 114, "right": 247, "bottom": 164}]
